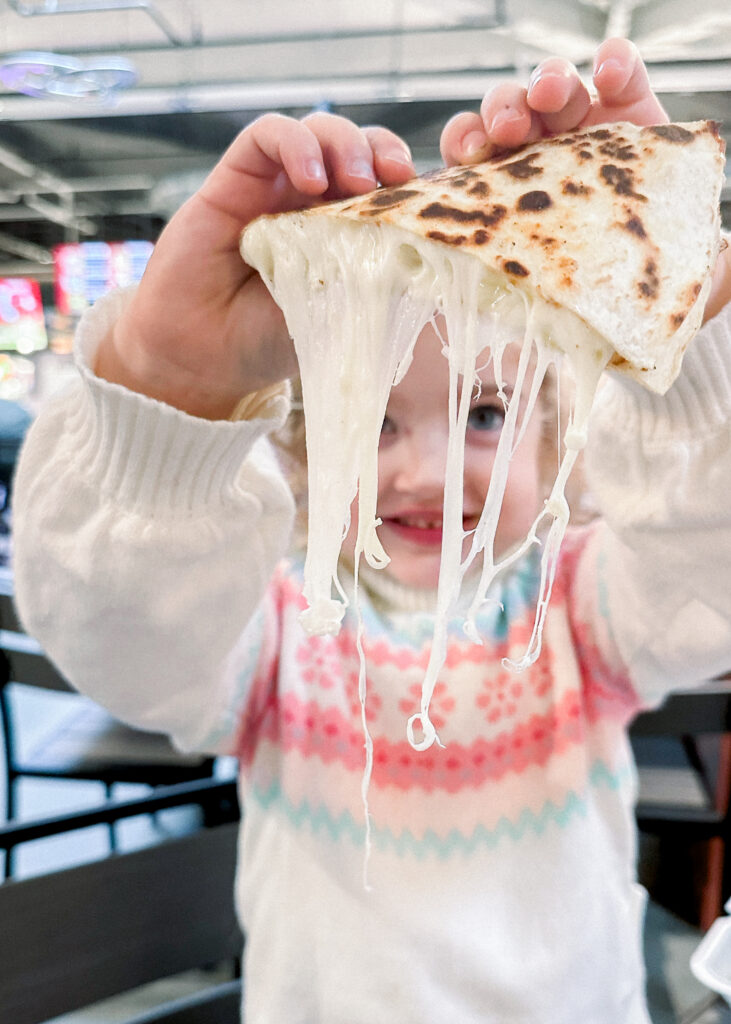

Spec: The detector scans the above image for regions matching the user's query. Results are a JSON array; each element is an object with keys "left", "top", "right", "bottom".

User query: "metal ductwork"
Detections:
[{"left": 8, "top": 0, "right": 187, "bottom": 46}]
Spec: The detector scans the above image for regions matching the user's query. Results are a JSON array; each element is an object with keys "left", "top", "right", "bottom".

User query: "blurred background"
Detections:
[{"left": 0, "top": 0, "right": 723, "bottom": 402}]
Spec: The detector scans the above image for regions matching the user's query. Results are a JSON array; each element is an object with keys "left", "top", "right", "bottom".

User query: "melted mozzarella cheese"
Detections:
[
  {"left": 242, "top": 216, "right": 613, "bottom": 757},
  {"left": 248, "top": 219, "right": 437, "bottom": 637}
]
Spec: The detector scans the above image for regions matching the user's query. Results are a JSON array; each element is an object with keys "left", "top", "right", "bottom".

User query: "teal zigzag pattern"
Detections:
[{"left": 249, "top": 759, "right": 630, "bottom": 859}]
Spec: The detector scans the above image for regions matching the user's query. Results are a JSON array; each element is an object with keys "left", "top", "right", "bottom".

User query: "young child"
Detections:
[{"left": 12, "top": 37, "right": 731, "bottom": 1024}]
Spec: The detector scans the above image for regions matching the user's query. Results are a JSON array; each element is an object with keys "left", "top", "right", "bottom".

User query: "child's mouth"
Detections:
[
  {"left": 387, "top": 516, "right": 443, "bottom": 545},
  {"left": 383, "top": 514, "right": 480, "bottom": 546}
]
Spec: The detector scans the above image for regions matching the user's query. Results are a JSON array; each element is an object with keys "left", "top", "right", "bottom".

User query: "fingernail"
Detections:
[
  {"left": 594, "top": 57, "right": 622, "bottom": 78},
  {"left": 489, "top": 110, "right": 523, "bottom": 135},
  {"left": 463, "top": 130, "right": 488, "bottom": 159},
  {"left": 305, "top": 159, "right": 327, "bottom": 182},
  {"left": 527, "top": 68, "right": 543, "bottom": 94},
  {"left": 348, "top": 159, "right": 377, "bottom": 182},
  {"left": 388, "top": 146, "right": 413, "bottom": 168}
]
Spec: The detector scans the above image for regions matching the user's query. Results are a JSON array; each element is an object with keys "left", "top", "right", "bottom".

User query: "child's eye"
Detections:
[
  {"left": 467, "top": 403, "right": 504, "bottom": 433},
  {"left": 379, "top": 415, "right": 399, "bottom": 446}
]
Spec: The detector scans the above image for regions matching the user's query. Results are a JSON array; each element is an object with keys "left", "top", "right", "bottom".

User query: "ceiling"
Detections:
[{"left": 0, "top": 0, "right": 727, "bottom": 282}]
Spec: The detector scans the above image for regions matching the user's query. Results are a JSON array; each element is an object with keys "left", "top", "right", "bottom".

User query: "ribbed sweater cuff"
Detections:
[
  {"left": 70, "top": 287, "right": 291, "bottom": 516},
  {"left": 592, "top": 301, "right": 731, "bottom": 447}
]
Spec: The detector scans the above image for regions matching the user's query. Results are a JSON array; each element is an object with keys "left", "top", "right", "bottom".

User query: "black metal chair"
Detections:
[
  {"left": 0, "top": 567, "right": 219, "bottom": 876},
  {"left": 0, "top": 779, "right": 243, "bottom": 1024},
  {"left": 631, "top": 680, "right": 731, "bottom": 932}
]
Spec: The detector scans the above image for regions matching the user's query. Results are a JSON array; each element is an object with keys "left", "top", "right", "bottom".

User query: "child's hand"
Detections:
[
  {"left": 440, "top": 37, "right": 668, "bottom": 166},
  {"left": 441, "top": 37, "right": 731, "bottom": 323},
  {"left": 96, "top": 113, "right": 415, "bottom": 418}
]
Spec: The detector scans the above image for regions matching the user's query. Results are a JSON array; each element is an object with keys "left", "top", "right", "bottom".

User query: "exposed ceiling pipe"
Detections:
[
  {"left": 8, "top": 0, "right": 187, "bottom": 47},
  {"left": 0, "top": 140, "right": 73, "bottom": 197},
  {"left": 0, "top": 260, "right": 53, "bottom": 279},
  {"left": 22, "top": 194, "right": 96, "bottom": 234},
  {"left": 0, "top": 140, "right": 100, "bottom": 233},
  {"left": 0, "top": 174, "right": 155, "bottom": 200},
  {"left": 0, "top": 231, "right": 52, "bottom": 263},
  {"left": 0, "top": 203, "right": 92, "bottom": 222}
]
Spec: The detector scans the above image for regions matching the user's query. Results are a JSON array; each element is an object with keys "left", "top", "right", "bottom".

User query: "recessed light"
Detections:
[{"left": 0, "top": 51, "right": 137, "bottom": 100}]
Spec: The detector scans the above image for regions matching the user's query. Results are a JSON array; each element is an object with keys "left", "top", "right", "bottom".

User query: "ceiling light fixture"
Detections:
[{"left": 0, "top": 50, "right": 137, "bottom": 101}]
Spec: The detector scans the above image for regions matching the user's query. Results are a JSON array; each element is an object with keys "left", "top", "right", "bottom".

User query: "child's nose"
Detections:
[{"left": 394, "top": 425, "right": 449, "bottom": 494}]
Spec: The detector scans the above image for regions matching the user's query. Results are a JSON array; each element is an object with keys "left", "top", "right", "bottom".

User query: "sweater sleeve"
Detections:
[
  {"left": 12, "top": 288, "right": 295, "bottom": 752},
  {"left": 584, "top": 299, "right": 731, "bottom": 708}
]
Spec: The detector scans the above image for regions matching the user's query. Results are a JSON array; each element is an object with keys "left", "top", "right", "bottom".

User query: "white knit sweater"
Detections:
[{"left": 11, "top": 287, "right": 731, "bottom": 1023}]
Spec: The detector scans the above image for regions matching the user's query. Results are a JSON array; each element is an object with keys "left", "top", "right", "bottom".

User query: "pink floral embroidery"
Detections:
[
  {"left": 295, "top": 636, "right": 343, "bottom": 691},
  {"left": 345, "top": 670, "right": 382, "bottom": 723},
  {"left": 398, "top": 680, "right": 455, "bottom": 730},
  {"left": 476, "top": 670, "right": 524, "bottom": 723}
]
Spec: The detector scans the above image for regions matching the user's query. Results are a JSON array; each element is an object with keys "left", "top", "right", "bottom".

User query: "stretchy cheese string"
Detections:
[
  {"left": 352, "top": 555, "right": 374, "bottom": 890},
  {"left": 461, "top": 324, "right": 545, "bottom": 647},
  {"left": 406, "top": 254, "right": 486, "bottom": 751},
  {"left": 246, "top": 214, "right": 613, "bottom": 787},
  {"left": 268, "top": 225, "right": 434, "bottom": 636}
]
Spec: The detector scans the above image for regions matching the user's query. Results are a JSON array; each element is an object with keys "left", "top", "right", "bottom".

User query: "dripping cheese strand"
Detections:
[
  {"left": 406, "top": 254, "right": 486, "bottom": 751},
  {"left": 352, "top": 556, "right": 375, "bottom": 890},
  {"left": 461, "top": 329, "right": 542, "bottom": 646},
  {"left": 461, "top": 308, "right": 558, "bottom": 647}
]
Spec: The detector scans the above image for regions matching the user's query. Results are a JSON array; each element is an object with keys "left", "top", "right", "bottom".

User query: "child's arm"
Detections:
[
  {"left": 12, "top": 114, "right": 416, "bottom": 753},
  {"left": 441, "top": 37, "right": 731, "bottom": 322},
  {"left": 95, "top": 113, "right": 415, "bottom": 419}
]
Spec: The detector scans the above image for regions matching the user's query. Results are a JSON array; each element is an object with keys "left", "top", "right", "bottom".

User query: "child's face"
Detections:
[{"left": 369, "top": 322, "right": 544, "bottom": 591}]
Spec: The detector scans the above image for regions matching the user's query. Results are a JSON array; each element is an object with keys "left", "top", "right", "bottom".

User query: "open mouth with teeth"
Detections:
[{"left": 381, "top": 513, "right": 480, "bottom": 546}]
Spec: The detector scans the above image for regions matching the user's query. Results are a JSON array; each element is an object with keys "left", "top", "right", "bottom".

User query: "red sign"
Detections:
[{"left": 53, "top": 240, "right": 154, "bottom": 316}]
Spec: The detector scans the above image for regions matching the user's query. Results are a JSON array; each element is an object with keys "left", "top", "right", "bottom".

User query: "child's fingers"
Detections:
[
  {"left": 196, "top": 112, "right": 412, "bottom": 260},
  {"left": 441, "top": 84, "right": 545, "bottom": 167},
  {"left": 479, "top": 83, "right": 544, "bottom": 151},
  {"left": 361, "top": 125, "right": 415, "bottom": 184},
  {"left": 300, "top": 111, "right": 379, "bottom": 195},
  {"left": 525, "top": 57, "right": 592, "bottom": 134},
  {"left": 440, "top": 112, "right": 492, "bottom": 166},
  {"left": 233, "top": 112, "right": 330, "bottom": 195},
  {"left": 193, "top": 112, "right": 330, "bottom": 247},
  {"left": 592, "top": 37, "right": 647, "bottom": 107},
  {"left": 222, "top": 111, "right": 386, "bottom": 205},
  {"left": 589, "top": 37, "right": 668, "bottom": 123}
]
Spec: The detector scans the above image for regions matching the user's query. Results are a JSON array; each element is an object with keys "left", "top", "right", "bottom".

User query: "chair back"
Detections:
[
  {"left": 0, "top": 818, "right": 243, "bottom": 1024},
  {"left": 630, "top": 680, "right": 731, "bottom": 930},
  {"left": 631, "top": 682, "right": 731, "bottom": 739},
  {"left": 630, "top": 680, "right": 731, "bottom": 833}
]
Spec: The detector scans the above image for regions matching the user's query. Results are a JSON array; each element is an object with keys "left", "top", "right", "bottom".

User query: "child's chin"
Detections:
[{"left": 384, "top": 555, "right": 441, "bottom": 592}]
